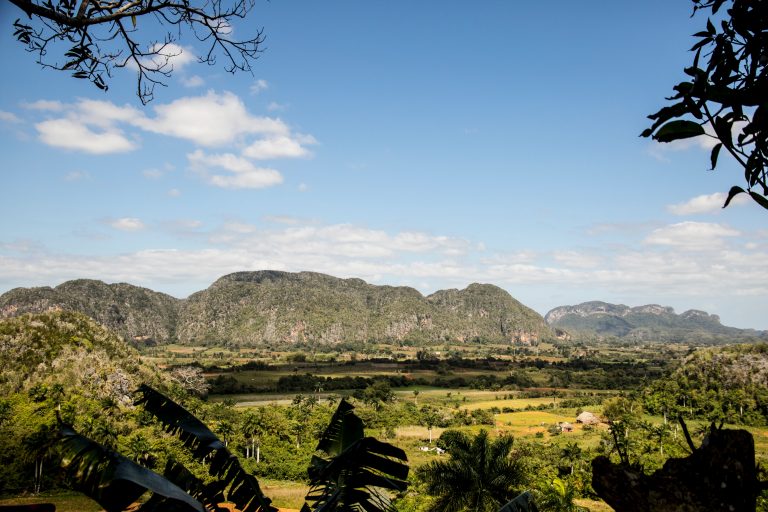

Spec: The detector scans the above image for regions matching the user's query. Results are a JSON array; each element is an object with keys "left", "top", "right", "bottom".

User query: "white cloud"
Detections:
[
  {"left": 156, "top": 43, "right": 196, "bottom": 69},
  {"left": 29, "top": 92, "right": 292, "bottom": 151},
  {"left": 250, "top": 79, "right": 269, "bottom": 94},
  {"left": 209, "top": 223, "right": 472, "bottom": 260},
  {"left": 221, "top": 221, "right": 259, "bottom": 234},
  {"left": 645, "top": 221, "right": 740, "bottom": 249},
  {"left": 263, "top": 215, "right": 304, "bottom": 225},
  {"left": 480, "top": 251, "right": 538, "bottom": 266},
  {"left": 0, "top": 111, "right": 21, "bottom": 123},
  {"left": 75, "top": 99, "right": 142, "bottom": 127},
  {"left": 165, "top": 219, "right": 202, "bottom": 231},
  {"left": 181, "top": 75, "right": 204, "bottom": 88},
  {"left": 298, "top": 182, "right": 309, "bottom": 192},
  {"left": 188, "top": 149, "right": 283, "bottom": 189},
  {"left": 135, "top": 91, "right": 288, "bottom": 146},
  {"left": 126, "top": 43, "right": 196, "bottom": 72},
  {"left": 208, "top": 171, "right": 284, "bottom": 189},
  {"left": 188, "top": 149, "right": 261, "bottom": 174},
  {"left": 205, "top": 18, "right": 232, "bottom": 35},
  {"left": 668, "top": 192, "right": 750, "bottom": 215},
  {"left": 36, "top": 118, "right": 136, "bottom": 153},
  {"left": 243, "top": 135, "right": 316, "bottom": 160},
  {"left": 25, "top": 92, "right": 315, "bottom": 190},
  {"left": 22, "top": 100, "right": 64, "bottom": 111},
  {"left": 168, "top": 188, "right": 181, "bottom": 197},
  {"left": 142, "top": 163, "right": 174, "bottom": 180},
  {"left": 552, "top": 250, "right": 604, "bottom": 269},
  {"left": 108, "top": 218, "right": 146, "bottom": 231},
  {"left": 267, "top": 101, "right": 288, "bottom": 112},
  {"left": 143, "top": 168, "right": 164, "bottom": 179}
]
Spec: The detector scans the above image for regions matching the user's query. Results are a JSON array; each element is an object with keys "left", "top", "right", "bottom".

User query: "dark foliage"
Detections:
[
  {"left": 54, "top": 425, "right": 203, "bottom": 512},
  {"left": 134, "top": 385, "right": 276, "bottom": 512},
  {"left": 9, "top": 0, "right": 264, "bottom": 103},
  {"left": 302, "top": 400, "right": 409, "bottom": 512},
  {"left": 642, "top": 0, "right": 768, "bottom": 210}
]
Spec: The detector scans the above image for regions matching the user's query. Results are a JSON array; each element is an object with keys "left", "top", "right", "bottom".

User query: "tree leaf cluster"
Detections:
[{"left": 642, "top": 0, "right": 768, "bottom": 210}]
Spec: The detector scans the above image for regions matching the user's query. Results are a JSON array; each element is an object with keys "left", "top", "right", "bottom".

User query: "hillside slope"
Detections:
[
  {"left": 545, "top": 301, "right": 766, "bottom": 343},
  {"left": 0, "top": 271, "right": 552, "bottom": 346},
  {"left": 177, "top": 271, "right": 551, "bottom": 345},
  {"left": 0, "top": 279, "right": 181, "bottom": 345},
  {"left": 0, "top": 310, "right": 165, "bottom": 398}
]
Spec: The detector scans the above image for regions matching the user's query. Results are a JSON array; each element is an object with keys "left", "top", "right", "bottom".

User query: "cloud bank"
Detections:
[{"left": 26, "top": 91, "right": 316, "bottom": 189}]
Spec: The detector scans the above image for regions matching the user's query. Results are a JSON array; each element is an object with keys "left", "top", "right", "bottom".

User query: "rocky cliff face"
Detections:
[
  {"left": 0, "top": 279, "right": 181, "bottom": 345},
  {"left": 176, "top": 271, "right": 551, "bottom": 346},
  {"left": 545, "top": 301, "right": 765, "bottom": 343},
  {"left": 0, "top": 271, "right": 552, "bottom": 346}
]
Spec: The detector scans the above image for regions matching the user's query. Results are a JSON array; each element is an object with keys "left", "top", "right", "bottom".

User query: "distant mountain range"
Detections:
[
  {"left": 544, "top": 301, "right": 766, "bottom": 344},
  {"left": 0, "top": 271, "right": 550, "bottom": 346},
  {"left": 1, "top": 272, "right": 763, "bottom": 347}
]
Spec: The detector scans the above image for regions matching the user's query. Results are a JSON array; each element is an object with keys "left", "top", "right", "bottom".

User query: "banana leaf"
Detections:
[
  {"left": 135, "top": 385, "right": 276, "bottom": 512},
  {"left": 163, "top": 459, "right": 228, "bottom": 511},
  {"left": 53, "top": 425, "right": 203, "bottom": 512},
  {"left": 302, "top": 400, "right": 408, "bottom": 512}
]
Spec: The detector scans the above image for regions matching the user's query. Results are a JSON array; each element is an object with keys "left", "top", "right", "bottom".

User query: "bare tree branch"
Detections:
[{"left": 9, "top": 0, "right": 265, "bottom": 104}]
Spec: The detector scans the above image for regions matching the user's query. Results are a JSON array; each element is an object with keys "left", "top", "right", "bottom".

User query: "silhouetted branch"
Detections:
[
  {"left": 8, "top": 0, "right": 265, "bottom": 103},
  {"left": 678, "top": 415, "right": 696, "bottom": 453}
]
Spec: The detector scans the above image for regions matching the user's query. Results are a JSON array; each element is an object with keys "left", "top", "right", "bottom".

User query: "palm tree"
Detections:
[
  {"left": 560, "top": 443, "right": 582, "bottom": 476},
  {"left": 419, "top": 405, "right": 441, "bottom": 444},
  {"left": 537, "top": 478, "right": 587, "bottom": 512},
  {"left": 416, "top": 430, "right": 525, "bottom": 512},
  {"left": 241, "top": 407, "right": 287, "bottom": 462},
  {"left": 125, "top": 433, "right": 152, "bottom": 466}
]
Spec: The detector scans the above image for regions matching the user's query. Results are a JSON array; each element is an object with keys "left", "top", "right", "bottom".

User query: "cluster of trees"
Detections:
[
  {"left": 1, "top": 381, "right": 593, "bottom": 511},
  {"left": 5, "top": 318, "right": 768, "bottom": 509},
  {"left": 227, "top": 354, "right": 667, "bottom": 394},
  {"left": 5, "top": 313, "right": 767, "bottom": 510},
  {"left": 41, "top": 385, "right": 411, "bottom": 512},
  {"left": 642, "top": 344, "right": 768, "bottom": 426},
  {"left": 208, "top": 356, "right": 669, "bottom": 395}
]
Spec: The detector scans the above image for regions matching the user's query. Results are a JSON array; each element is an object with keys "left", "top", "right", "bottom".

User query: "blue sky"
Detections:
[{"left": 1, "top": 1, "right": 766, "bottom": 329}]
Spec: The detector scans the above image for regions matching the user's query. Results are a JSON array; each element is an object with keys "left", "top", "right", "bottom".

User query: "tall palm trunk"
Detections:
[{"left": 34, "top": 457, "right": 43, "bottom": 494}]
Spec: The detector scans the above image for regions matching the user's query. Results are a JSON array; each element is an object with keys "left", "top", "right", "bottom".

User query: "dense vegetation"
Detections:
[
  {"left": 643, "top": 344, "right": 768, "bottom": 426},
  {"left": 207, "top": 356, "right": 667, "bottom": 395},
  {"left": 3, "top": 311, "right": 768, "bottom": 511}
]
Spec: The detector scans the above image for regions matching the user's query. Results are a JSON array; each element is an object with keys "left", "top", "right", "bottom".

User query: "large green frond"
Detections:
[
  {"left": 53, "top": 425, "right": 204, "bottom": 512},
  {"left": 135, "top": 385, "right": 276, "bottom": 512},
  {"left": 303, "top": 400, "right": 409, "bottom": 512}
]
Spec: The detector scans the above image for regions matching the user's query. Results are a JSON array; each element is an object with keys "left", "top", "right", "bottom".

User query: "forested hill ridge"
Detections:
[
  {"left": 0, "top": 270, "right": 551, "bottom": 346},
  {"left": 0, "top": 310, "right": 166, "bottom": 399},
  {"left": 545, "top": 301, "right": 767, "bottom": 344},
  {"left": 0, "top": 279, "right": 180, "bottom": 344}
]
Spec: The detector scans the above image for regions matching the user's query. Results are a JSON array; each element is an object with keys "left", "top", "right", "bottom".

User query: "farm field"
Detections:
[{"left": 0, "top": 492, "right": 103, "bottom": 512}]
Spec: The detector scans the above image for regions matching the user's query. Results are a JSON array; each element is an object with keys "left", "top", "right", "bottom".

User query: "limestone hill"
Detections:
[
  {"left": 545, "top": 301, "right": 766, "bottom": 343},
  {"left": 1, "top": 271, "right": 552, "bottom": 347}
]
